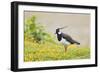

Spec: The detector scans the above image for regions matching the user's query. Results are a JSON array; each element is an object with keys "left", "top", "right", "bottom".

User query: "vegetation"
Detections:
[{"left": 24, "top": 16, "right": 90, "bottom": 62}]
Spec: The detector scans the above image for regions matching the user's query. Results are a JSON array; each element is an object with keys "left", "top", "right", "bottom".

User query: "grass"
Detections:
[{"left": 24, "top": 35, "right": 90, "bottom": 62}]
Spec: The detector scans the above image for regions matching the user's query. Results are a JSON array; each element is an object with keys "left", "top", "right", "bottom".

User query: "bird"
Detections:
[{"left": 55, "top": 26, "right": 80, "bottom": 52}]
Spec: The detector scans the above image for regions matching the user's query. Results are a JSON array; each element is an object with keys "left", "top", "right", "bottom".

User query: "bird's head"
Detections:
[
  {"left": 55, "top": 26, "right": 68, "bottom": 34},
  {"left": 55, "top": 28, "right": 60, "bottom": 34}
]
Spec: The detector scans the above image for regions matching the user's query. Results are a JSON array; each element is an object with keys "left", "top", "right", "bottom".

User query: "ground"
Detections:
[{"left": 24, "top": 36, "right": 90, "bottom": 62}]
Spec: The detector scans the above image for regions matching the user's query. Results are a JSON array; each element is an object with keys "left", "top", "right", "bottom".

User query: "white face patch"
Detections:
[{"left": 58, "top": 31, "right": 61, "bottom": 34}]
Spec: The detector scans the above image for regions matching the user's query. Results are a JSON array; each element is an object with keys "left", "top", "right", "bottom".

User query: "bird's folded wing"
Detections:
[{"left": 61, "top": 33, "right": 75, "bottom": 44}]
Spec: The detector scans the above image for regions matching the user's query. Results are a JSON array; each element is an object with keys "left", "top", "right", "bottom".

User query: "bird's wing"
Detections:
[
  {"left": 61, "top": 33, "right": 80, "bottom": 44},
  {"left": 61, "top": 33, "right": 73, "bottom": 41},
  {"left": 61, "top": 33, "right": 77, "bottom": 44}
]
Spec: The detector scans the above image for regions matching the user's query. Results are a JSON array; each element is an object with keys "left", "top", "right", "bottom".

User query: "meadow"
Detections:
[{"left": 24, "top": 16, "right": 90, "bottom": 62}]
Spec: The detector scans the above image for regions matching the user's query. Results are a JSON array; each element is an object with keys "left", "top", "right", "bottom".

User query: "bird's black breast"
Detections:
[{"left": 57, "top": 34, "right": 62, "bottom": 41}]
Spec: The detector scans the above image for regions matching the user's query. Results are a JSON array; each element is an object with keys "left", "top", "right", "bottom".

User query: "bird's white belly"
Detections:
[{"left": 60, "top": 38, "right": 70, "bottom": 45}]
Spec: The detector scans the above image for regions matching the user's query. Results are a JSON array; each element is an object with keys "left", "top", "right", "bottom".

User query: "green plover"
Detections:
[{"left": 55, "top": 27, "right": 80, "bottom": 52}]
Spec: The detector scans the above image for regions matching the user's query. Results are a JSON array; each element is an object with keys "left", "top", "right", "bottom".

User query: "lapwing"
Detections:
[{"left": 55, "top": 26, "right": 80, "bottom": 52}]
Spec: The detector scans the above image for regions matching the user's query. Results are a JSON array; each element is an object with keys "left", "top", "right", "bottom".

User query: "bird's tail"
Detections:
[
  {"left": 75, "top": 42, "right": 80, "bottom": 45},
  {"left": 73, "top": 40, "right": 80, "bottom": 45}
]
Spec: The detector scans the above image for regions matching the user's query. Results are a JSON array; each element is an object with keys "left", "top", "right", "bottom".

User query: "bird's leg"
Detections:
[{"left": 64, "top": 46, "right": 68, "bottom": 52}]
